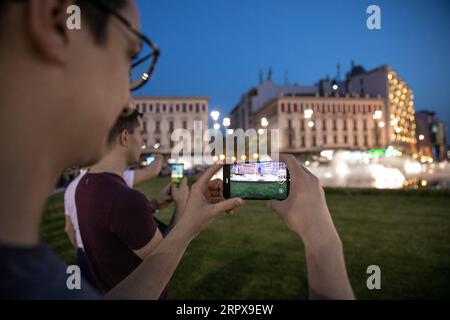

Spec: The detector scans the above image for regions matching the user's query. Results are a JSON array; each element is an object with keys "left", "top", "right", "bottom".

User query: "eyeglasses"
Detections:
[{"left": 91, "top": 0, "right": 160, "bottom": 91}]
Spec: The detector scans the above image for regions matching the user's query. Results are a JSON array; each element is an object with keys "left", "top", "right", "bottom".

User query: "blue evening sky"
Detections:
[{"left": 134, "top": 0, "right": 450, "bottom": 138}]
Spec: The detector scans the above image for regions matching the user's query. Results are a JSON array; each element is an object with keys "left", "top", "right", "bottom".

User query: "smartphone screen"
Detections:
[
  {"left": 146, "top": 156, "right": 155, "bottom": 165},
  {"left": 223, "top": 161, "right": 290, "bottom": 200},
  {"left": 170, "top": 163, "right": 184, "bottom": 185}
]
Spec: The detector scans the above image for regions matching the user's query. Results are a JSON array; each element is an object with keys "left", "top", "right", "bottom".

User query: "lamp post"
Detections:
[{"left": 373, "top": 110, "right": 383, "bottom": 148}]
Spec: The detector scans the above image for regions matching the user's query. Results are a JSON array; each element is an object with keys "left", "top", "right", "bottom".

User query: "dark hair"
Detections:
[
  {"left": 0, "top": 0, "right": 128, "bottom": 44},
  {"left": 107, "top": 109, "right": 143, "bottom": 145},
  {"left": 76, "top": 0, "right": 128, "bottom": 44}
]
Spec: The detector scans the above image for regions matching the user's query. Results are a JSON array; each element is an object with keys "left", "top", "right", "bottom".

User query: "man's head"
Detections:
[
  {"left": 0, "top": 0, "right": 141, "bottom": 168},
  {"left": 107, "top": 109, "right": 144, "bottom": 165}
]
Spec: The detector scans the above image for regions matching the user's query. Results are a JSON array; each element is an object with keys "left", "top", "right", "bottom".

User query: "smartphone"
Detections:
[
  {"left": 170, "top": 163, "right": 184, "bottom": 185},
  {"left": 146, "top": 156, "right": 155, "bottom": 165},
  {"left": 223, "top": 161, "right": 290, "bottom": 200}
]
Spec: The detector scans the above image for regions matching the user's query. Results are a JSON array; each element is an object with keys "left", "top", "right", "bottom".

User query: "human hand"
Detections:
[
  {"left": 176, "top": 165, "right": 244, "bottom": 239},
  {"left": 267, "top": 154, "right": 340, "bottom": 250}
]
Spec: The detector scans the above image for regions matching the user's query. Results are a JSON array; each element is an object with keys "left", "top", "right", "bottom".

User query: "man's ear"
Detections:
[
  {"left": 118, "top": 130, "right": 130, "bottom": 147},
  {"left": 27, "top": 0, "right": 74, "bottom": 63}
]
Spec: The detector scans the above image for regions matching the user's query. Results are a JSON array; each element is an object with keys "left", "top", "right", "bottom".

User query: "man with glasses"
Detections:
[
  {"left": 0, "top": 0, "right": 353, "bottom": 300},
  {"left": 0, "top": 0, "right": 243, "bottom": 299}
]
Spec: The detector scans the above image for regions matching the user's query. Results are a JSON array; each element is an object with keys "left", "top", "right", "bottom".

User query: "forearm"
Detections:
[
  {"left": 106, "top": 222, "right": 193, "bottom": 299},
  {"left": 165, "top": 207, "right": 180, "bottom": 235},
  {"left": 303, "top": 231, "right": 355, "bottom": 300}
]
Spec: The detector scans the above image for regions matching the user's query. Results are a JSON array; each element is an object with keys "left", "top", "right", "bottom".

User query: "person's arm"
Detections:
[
  {"left": 106, "top": 164, "right": 244, "bottom": 300},
  {"left": 132, "top": 154, "right": 163, "bottom": 185},
  {"left": 267, "top": 154, "right": 355, "bottom": 300},
  {"left": 133, "top": 229, "right": 164, "bottom": 259},
  {"left": 164, "top": 178, "right": 189, "bottom": 234},
  {"left": 148, "top": 184, "right": 172, "bottom": 213},
  {"left": 64, "top": 215, "right": 77, "bottom": 248}
]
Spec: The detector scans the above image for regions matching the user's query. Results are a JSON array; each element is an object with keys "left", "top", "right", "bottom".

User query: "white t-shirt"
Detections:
[{"left": 64, "top": 169, "right": 135, "bottom": 249}]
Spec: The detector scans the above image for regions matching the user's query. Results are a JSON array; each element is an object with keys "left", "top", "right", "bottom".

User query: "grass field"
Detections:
[{"left": 41, "top": 177, "right": 450, "bottom": 299}]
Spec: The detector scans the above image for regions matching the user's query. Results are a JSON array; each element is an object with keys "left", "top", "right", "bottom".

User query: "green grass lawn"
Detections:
[{"left": 41, "top": 177, "right": 450, "bottom": 299}]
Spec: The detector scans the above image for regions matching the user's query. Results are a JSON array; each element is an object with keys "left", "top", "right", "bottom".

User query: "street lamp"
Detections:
[
  {"left": 213, "top": 123, "right": 220, "bottom": 130},
  {"left": 261, "top": 117, "right": 269, "bottom": 127},
  {"left": 373, "top": 110, "right": 383, "bottom": 147},
  {"left": 223, "top": 117, "right": 231, "bottom": 127},
  {"left": 304, "top": 109, "right": 313, "bottom": 119},
  {"left": 210, "top": 111, "right": 220, "bottom": 122},
  {"left": 373, "top": 110, "right": 383, "bottom": 120}
]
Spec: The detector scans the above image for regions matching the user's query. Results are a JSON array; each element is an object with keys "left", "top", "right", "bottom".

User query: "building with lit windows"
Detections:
[
  {"left": 229, "top": 79, "right": 318, "bottom": 130},
  {"left": 253, "top": 93, "right": 386, "bottom": 153},
  {"left": 336, "top": 64, "right": 417, "bottom": 153},
  {"left": 133, "top": 96, "right": 209, "bottom": 155},
  {"left": 415, "top": 110, "right": 447, "bottom": 161},
  {"left": 229, "top": 64, "right": 417, "bottom": 154}
]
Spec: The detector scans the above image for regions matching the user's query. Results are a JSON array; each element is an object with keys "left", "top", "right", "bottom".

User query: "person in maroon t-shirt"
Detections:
[{"left": 76, "top": 109, "right": 189, "bottom": 298}]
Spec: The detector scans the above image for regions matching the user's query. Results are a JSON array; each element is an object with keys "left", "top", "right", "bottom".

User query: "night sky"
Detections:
[{"left": 134, "top": 0, "right": 450, "bottom": 139}]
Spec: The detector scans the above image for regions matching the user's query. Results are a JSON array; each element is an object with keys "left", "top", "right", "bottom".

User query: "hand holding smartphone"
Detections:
[{"left": 223, "top": 161, "right": 290, "bottom": 200}]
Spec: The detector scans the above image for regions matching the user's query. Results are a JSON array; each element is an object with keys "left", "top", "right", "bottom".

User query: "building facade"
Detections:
[
  {"left": 133, "top": 96, "right": 209, "bottom": 155},
  {"left": 229, "top": 80, "right": 318, "bottom": 130},
  {"left": 253, "top": 94, "right": 386, "bottom": 153},
  {"left": 415, "top": 110, "right": 448, "bottom": 161},
  {"left": 229, "top": 64, "right": 417, "bottom": 154},
  {"left": 336, "top": 64, "right": 417, "bottom": 153}
]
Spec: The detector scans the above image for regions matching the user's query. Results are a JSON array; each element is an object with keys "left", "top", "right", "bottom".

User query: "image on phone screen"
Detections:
[
  {"left": 223, "top": 161, "right": 290, "bottom": 200},
  {"left": 171, "top": 164, "right": 184, "bottom": 185},
  {"left": 146, "top": 156, "right": 155, "bottom": 165}
]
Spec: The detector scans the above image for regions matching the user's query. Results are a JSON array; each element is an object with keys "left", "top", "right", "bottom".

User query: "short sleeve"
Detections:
[
  {"left": 109, "top": 191, "right": 157, "bottom": 251},
  {"left": 123, "top": 170, "right": 135, "bottom": 188},
  {"left": 64, "top": 184, "right": 74, "bottom": 217}
]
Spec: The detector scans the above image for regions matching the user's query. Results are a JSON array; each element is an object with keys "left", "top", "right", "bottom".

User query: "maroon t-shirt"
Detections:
[{"left": 76, "top": 172, "right": 168, "bottom": 298}]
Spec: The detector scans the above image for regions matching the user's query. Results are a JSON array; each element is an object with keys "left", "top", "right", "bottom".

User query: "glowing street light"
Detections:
[
  {"left": 418, "top": 134, "right": 425, "bottom": 141},
  {"left": 307, "top": 121, "right": 314, "bottom": 128},
  {"left": 223, "top": 117, "right": 231, "bottom": 127},
  {"left": 210, "top": 110, "right": 220, "bottom": 121},
  {"left": 213, "top": 123, "right": 220, "bottom": 130},
  {"left": 304, "top": 109, "right": 313, "bottom": 119},
  {"left": 373, "top": 110, "right": 383, "bottom": 120},
  {"left": 227, "top": 128, "right": 234, "bottom": 135},
  {"left": 261, "top": 117, "right": 269, "bottom": 127}
]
